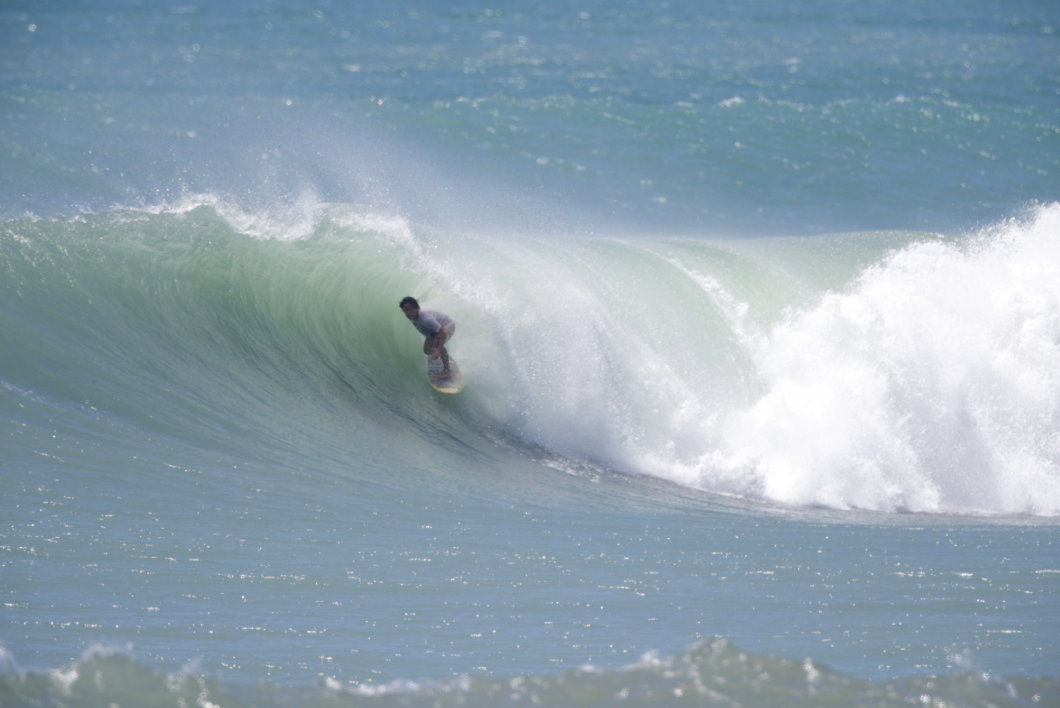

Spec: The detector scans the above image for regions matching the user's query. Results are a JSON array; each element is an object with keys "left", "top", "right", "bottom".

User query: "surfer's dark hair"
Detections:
[{"left": 399, "top": 296, "right": 419, "bottom": 309}]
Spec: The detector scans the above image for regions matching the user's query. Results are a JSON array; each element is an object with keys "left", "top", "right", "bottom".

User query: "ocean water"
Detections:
[{"left": 2, "top": 1, "right": 1059, "bottom": 707}]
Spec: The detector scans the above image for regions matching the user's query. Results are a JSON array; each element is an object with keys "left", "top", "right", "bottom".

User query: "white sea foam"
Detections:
[{"left": 704, "top": 205, "right": 1060, "bottom": 514}]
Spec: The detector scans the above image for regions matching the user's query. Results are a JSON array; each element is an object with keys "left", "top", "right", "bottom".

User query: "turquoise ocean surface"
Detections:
[{"left": 2, "top": 1, "right": 1059, "bottom": 706}]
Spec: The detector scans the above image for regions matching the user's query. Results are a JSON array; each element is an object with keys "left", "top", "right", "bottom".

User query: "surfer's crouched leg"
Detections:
[{"left": 424, "top": 323, "right": 455, "bottom": 372}]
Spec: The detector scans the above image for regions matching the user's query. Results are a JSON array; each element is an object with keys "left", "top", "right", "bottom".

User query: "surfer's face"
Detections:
[{"left": 401, "top": 303, "right": 419, "bottom": 320}]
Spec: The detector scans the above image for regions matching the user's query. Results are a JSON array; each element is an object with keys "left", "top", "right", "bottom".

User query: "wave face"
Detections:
[{"left": 6, "top": 199, "right": 1057, "bottom": 516}]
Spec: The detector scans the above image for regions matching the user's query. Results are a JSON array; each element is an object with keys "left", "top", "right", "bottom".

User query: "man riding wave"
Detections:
[{"left": 399, "top": 296, "right": 454, "bottom": 376}]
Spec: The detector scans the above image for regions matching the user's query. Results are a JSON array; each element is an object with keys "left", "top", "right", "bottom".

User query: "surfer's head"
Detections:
[{"left": 399, "top": 296, "right": 420, "bottom": 319}]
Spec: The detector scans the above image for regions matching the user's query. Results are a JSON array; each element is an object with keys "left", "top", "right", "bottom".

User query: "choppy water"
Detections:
[{"left": 2, "top": 0, "right": 1058, "bottom": 706}]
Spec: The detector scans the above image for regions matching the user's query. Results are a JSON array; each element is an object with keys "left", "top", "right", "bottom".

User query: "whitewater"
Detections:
[{"left": 2, "top": 0, "right": 1059, "bottom": 706}]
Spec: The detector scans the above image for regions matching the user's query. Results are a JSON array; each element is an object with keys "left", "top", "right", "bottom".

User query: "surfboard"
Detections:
[{"left": 426, "top": 355, "right": 463, "bottom": 394}]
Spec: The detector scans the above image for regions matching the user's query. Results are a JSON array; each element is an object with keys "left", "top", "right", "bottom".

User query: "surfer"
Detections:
[{"left": 400, "top": 296, "right": 455, "bottom": 375}]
